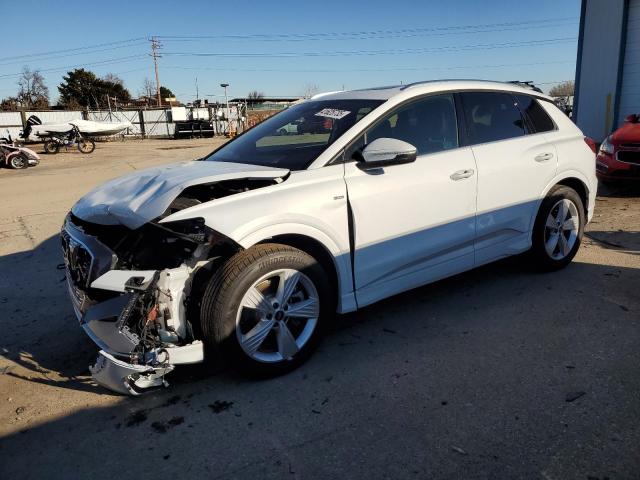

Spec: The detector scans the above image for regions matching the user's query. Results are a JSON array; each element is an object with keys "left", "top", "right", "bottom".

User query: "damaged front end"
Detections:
[
  {"left": 61, "top": 214, "right": 221, "bottom": 395},
  {"left": 61, "top": 161, "right": 288, "bottom": 394}
]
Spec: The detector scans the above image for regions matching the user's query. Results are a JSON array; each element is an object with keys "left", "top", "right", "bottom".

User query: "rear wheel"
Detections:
[
  {"left": 200, "top": 244, "right": 332, "bottom": 376},
  {"left": 44, "top": 139, "right": 59, "bottom": 154},
  {"left": 77, "top": 137, "right": 95, "bottom": 154},
  {"left": 530, "top": 185, "right": 585, "bottom": 270},
  {"left": 9, "top": 153, "right": 28, "bottom": 169}
]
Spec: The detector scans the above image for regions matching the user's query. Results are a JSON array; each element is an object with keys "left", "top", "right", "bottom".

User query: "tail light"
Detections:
[{"left": 584, "top": 137, "right": 597, "bottom": 154}]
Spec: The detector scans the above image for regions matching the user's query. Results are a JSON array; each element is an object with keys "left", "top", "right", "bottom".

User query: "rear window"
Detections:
[
  {"left": 514, "top": 95, "right": 555, "bottom": 133},
  {"left": 459, "top": 92, "right": 525, "bottom": 144}
]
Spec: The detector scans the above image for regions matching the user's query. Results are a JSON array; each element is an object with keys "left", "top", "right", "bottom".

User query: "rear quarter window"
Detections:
[{"left": 514, "top": 95, "right": 556, "bottom": 133}]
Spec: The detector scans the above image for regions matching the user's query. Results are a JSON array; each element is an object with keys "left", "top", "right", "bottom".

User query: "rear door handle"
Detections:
[
  {"left": 534, "top": 152, "right": 554, "bottom": 162},
  {"left": 450, "top": 169, "right": 475, "bottom": 181}
]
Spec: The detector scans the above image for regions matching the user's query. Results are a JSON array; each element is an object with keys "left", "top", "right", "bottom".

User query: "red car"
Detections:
[{"left": 596, "top": 113, "right": 640, "bottom": 182}]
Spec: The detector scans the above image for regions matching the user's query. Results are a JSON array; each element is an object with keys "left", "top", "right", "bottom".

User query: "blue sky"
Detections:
[{"left": 0, "top": 0, "right": 581, "bottom": 103}]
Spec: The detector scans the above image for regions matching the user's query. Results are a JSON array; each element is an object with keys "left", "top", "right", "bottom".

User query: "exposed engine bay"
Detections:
[{"left": 62, "top": 171, "right": 285, "bottom": 395}]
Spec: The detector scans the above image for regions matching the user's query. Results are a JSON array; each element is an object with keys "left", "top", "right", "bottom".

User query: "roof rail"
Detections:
[{"left": 507, "top": 81, "right": 543, "bottom": 93}]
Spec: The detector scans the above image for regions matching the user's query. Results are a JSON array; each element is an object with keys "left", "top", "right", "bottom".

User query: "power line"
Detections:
[
  {"left": 0, "top": 41, "right": 148, "bottom": 67},
  {"left": 0, "top": 55, "right": 148, "bottom": 79},
  {"left": 162, "top": 59, "right": 574, "bottom": 74},
  {"left": 157, "top": 17, "right": 577, "bottom": 42},
  {"left": 163, "top": 37, "right": 576, "bottom": 58},
  {"left": 0, "top": 37, "right": 146, "bottom": 63}
]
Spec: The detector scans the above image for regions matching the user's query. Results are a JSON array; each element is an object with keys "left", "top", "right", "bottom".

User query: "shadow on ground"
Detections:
[{"left": 1, "top": 228, "right": 639, "bottom": 478}]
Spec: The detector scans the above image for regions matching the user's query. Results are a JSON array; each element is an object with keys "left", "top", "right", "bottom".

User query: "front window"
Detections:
[{"left": 205, "top": 99, "right": 384, "bottom": 170}]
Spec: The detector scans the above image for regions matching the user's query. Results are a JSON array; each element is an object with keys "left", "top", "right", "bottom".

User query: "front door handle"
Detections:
[
  {"left": 450, "top": 169, "right": 475, "bottom": 181},
  {"left": 534, "top": 152, "right": 554, "bottom": 162}
]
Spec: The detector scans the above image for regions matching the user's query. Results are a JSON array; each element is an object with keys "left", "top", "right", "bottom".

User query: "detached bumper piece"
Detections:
[{"left": 90, "top": 350, "right": 174, "bottom": 396}]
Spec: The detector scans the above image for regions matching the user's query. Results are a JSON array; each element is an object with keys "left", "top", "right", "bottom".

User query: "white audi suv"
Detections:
[{"left": 62, "top": 80, "right": 597, "bottom": 394}]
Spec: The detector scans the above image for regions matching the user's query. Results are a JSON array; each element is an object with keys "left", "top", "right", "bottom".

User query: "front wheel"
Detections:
[
  {"left": 200, "top": 244, "right": 332, "bottom": 376},
  {"left": 77, "top": 138, "right": 95, "bottom": 154},
  {"left": 9, "top": 153, "right": 28, "bottom": 169},
  {"left": 530, "top": 185, "right": 585, "bottom": 271}
]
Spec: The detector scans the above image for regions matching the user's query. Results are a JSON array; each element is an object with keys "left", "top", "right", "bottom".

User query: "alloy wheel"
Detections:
[
  {"left": 544, "top": 198, "right": 580, "bottom": 260},
  {"left": 235, "top": 268, "right": 319, "bottom": 363}
]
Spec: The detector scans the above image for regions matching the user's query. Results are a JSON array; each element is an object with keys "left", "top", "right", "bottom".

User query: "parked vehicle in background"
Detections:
[
  {"left": 596, "top": 113, "right": 640, "bottom": 183},
  {"left": 61, "top": 80, "right": 597, "bottom": 395},
  {"left": 0, "top": 131, "right": 40, "bottom": 169},
  {"left": 41, "top": 125, "right": 96, "bottom": 154}
]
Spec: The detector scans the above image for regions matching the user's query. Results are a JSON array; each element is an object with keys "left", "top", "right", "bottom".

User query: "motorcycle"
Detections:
[
  {"left": 0, "top": 131, "right": 40, "bottom": 169},
  {"left": 41, "top": 125, "right": 95, "bottom": 154}
]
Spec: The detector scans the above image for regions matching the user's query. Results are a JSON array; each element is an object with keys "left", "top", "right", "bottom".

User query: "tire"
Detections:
[
  {"left": 200, "top": 243, "right": 332, "bottom": 376},
  {"left": 529, "top": 185, "right": 585, "bottom": 271},
  {"left": 9, "top": 153, "right": 28, "bottom": 169},
  {"left": 44, "top": 140, "right": 59, "bottom": 154},
  {"left": 77, "top": 138, "right": 95, "bottom": 154}
]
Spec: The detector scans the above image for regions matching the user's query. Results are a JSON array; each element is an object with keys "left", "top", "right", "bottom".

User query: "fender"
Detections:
[
  {"left": 540, "top": 169, "right": 596, "bottom": 221},
  {"left": 236, "top": 222, "right": 356, "bottom": 314}
]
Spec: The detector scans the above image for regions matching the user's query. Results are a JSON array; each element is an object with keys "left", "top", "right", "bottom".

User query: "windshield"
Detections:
[{"left": 205, "top": 99, "right": 384, "bottom": 170}]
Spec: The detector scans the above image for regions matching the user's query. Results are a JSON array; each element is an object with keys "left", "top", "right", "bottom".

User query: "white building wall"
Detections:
[
  {"left": 575, "top": 0, "right": 627, "bottom": 141},
  {"left": 618, "top": 0, "right": 640, "bottom": 124}
]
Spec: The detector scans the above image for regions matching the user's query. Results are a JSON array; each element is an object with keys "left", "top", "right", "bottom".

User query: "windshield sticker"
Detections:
[{"left": 315, "top": 108, "right": 351, "bottom": 120}]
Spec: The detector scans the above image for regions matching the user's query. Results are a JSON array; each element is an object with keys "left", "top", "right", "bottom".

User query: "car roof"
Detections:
[{"left": 311, "top": 79, "right": 553, "bottom": 102}]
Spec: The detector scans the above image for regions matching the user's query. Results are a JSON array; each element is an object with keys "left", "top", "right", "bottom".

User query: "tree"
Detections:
[
  {"left": 58, "top": 68, "right": 131, "bottom": 108},
  {"left": 0, "top": 96, "right": 19, "bottom": 111},
  {"left": 160, "top": 86, "right": 174, "bottom": 99},
  {"left": 17, "top": 67, "right": 49, "bottom": 109},
  {"left": 302, "top": 83, "right": 319, "bottom": 99},
  {"left": 549, "top": 81, "right": 574, "bottom": 97},
  {"left": 102, "top": 73, "right": 124, "bottom": 86},
  {"left": 247, "top": 90, "right": 264, "bottom": 100}
]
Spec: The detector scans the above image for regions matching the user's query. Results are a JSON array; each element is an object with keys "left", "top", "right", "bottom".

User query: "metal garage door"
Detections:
[{"left": 618, "top": 0, "right": 640, "bottom": 124}]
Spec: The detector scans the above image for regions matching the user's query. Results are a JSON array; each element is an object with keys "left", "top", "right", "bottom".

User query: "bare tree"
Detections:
[
  {"left": 17, "top": 67, "right": 49, "bottom": 108},
  {"left": 302, "top": 83, "right": 319, "bottom": 99},
  {"left": 549, "top": 81, "right": 574, "bottom": 97},
  {"left": 247, "top": 90, "right": 265, "bottom": 100},
  {"left": 140, "top": 78, "right": 155, "bottom": 100},
  {"left": 103, "top": 73, "right": 124, "bottom": 86}
]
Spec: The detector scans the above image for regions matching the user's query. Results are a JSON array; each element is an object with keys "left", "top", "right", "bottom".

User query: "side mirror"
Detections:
[
  {"left": 359, "top": 138, "right": 417, "bottom": 168},
  {"left": 625, "top": 114, "right": 639, "bottom": 123}
]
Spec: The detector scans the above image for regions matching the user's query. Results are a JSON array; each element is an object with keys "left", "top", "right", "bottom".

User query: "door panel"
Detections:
[
  {"left": 458, "top": 91, "right": 558, "bottom": 265},
  {"left": 472, "top": 135, "right": 558, "bottom": 264},
  {"left": 344, "top": 147, "right": 477, "bottom": 307}
]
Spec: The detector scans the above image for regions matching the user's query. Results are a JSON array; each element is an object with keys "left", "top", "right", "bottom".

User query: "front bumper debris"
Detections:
[
  {"left": 90, "top": 350, "right": 174, "bottom": 395},
  {"left": 61, "top": 215, "right": 205, "bottom": 395}
]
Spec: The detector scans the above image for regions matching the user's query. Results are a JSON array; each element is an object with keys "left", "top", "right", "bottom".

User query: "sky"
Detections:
[{"left": 0, "top": 0, "right": 581, "bottom": 104}]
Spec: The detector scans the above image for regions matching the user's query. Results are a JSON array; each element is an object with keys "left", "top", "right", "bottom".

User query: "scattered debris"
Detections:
[
  {"left": 151, "top": 421, "right": 168, "bottom": 433},
  {"left": 125, "top": 410, "right": 148, "bottom": 427},
  {"left": 164, "top": 395, "right": 181, "bottom": 406},
  {"left": 208, "top": 400, "right": 233, "bottom": 413},
  {"left": 565, "top": 391, "right": 586, "bottom": 403},
  {"left": 451, "top": 446, "right": 467, "bottom": 455},
  {"left": 168, "top": 416, "right": 184, "bottom": 426}
]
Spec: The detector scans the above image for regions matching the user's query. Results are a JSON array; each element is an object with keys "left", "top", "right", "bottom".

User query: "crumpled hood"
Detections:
[{"left": 72, "top": 160, "right": 288, "bottom": 229}]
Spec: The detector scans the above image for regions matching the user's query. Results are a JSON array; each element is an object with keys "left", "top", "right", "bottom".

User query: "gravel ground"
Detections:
[{"left": 0, "top": 139, "right": 638, "bottom": 479}]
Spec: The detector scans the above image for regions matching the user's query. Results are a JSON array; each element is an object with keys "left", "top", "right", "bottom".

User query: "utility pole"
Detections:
[
  {"left": 220, "top": 83, "right": 229, "bottom": 134},
  {"left": 150, "top": 37, "right": 162, "bottom": 107}
]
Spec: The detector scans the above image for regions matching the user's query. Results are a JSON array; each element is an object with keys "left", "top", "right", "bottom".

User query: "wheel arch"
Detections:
[
  {"left": 255, "top": 233, "right": 353, "bottom": 314},
  {"left": 542, "top": 172, "right": 592, "bottom": 217}
]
